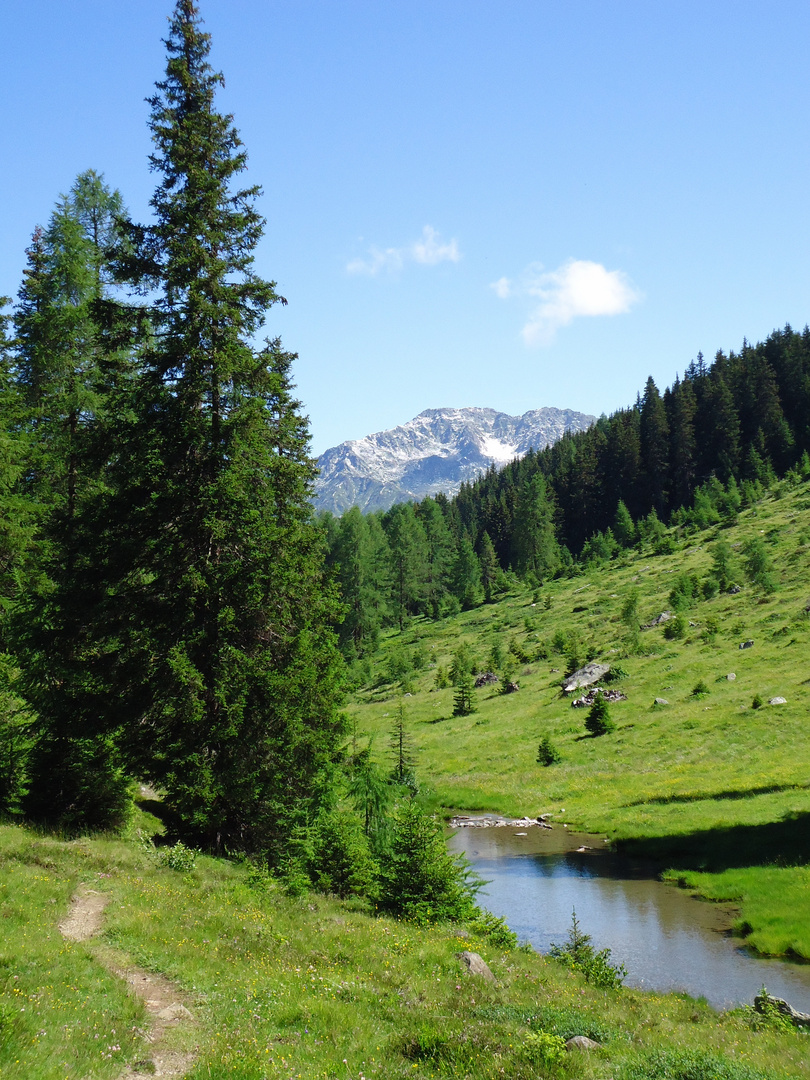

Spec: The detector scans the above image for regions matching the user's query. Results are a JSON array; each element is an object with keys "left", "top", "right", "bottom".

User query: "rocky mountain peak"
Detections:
[{"left": 314, "top": 405, "right": 595, "bottom": 515}]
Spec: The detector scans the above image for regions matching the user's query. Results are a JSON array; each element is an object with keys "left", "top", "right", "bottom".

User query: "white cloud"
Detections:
[
  {"left": 489, "top": 275, "right": 512, "bottom": 299},
  {"left": 346, "top": 247, "right": 403, "bottom": 276},
  {"left": 411, "top": 225, "right": 460, "bottom": 266},
  {"left": 347, "top": 226, "right": 460, "bottom": 276},
  {"left": 492, "top": 258, "right": 641, "bottom": 345}
]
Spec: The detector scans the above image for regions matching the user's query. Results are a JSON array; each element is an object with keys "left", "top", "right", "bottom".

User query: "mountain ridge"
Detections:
[{"left": 314, "top": 405, "right": 596, "bottom": 514}]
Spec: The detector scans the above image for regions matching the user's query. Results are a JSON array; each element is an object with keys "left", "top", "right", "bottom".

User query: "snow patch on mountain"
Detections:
[{"left": 314, "top": 405, "right": 595, "bottom": 515}]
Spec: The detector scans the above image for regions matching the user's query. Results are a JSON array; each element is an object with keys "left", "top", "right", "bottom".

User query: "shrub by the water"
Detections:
[
  {"left": 550, "top": 908, "right": 627, "bottom": 989},
  {"left": 378, "top": 799, "right": 481, "bottom": 924}
]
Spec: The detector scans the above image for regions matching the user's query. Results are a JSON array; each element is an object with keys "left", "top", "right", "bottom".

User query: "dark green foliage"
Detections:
[
  {"left": 537, "top": 735, "right": 561, "bottom": 766},
  {"left": 10, "top": 172, "right": 132, "bottom": 831},
  {"left": 385, "top": 503, "right": 428, "bottom": 629},
  {"left": 550, "top": 908, "right": 627, "bottom": 989},
  {"left": 752, "top": 694, "right": 763, "bottom": 710},
  {"left": 346, "top": 742, "right": 392, "bottom": 853},
  {"left": 613, "top": 499, "right": 637, "bottom": 548},
  {"left": 585, "top": 692, "right": 615, "bottom": 736},
  {"left": 0, "top": 656, "right": 34, "bottom": 816},
  {"left": 710, "top": 539, "right": 741, "bottom": 593},
  {"left": 330, "top": 507, "right": 389, "bottom": 657},
  {"left": 310, "top": 807, "right": 379, "bottom": 900},
  {"left": 450, "top": 534, "right": 482, "bottom": 609},
  {"left": 511, "top": 473, "right": 561, "bottom": 582},
  {"left": 640, "top": 376, "right": 670, "bottom": 513},
  {"left": 83, "top": 1, "right": 345, "bottom": 855},
  {"left": 378, "top": 799, "right": 481, "bottom": 924},
  {"left": 478, "top": 530, "right": 500, "bottom": 603},
  {"left": 669, "top": 573, "right": 700, "bottom": 611},
  {"left": 663, "top": 613, "right": 686, "bottom": 640},
  {"left": 743, "top": 538, "right": 777, "bottom": 592},
  {"left": 692, "top": 679, "right": 710, "bottom": 697},
  {"left": 453, "top": 671, "right": 477, "bottom": 717},
  {"left": 23, "top": 733, "right": 132, "bottom": 834},
  {"left": 425, "top": 324, "right": 810, "bottom": 581},
  {"left": 389, "top": 701, "right": 417, "bottom": 787}
]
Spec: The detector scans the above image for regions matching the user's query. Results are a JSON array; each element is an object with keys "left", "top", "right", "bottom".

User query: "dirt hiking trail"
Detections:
[{"left": 60, "top": 886, "right": 198, "bottom": 1079}]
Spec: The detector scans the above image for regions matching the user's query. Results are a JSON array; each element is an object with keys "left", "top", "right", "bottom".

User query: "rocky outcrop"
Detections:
[
  {"left": 562, "top": 663, "right": 610, "bottom": 694},
  {"left": 571, "top": 687, "right": 626, "bottom": 708},
  {"left": 754, "top": 993, "right": 810, "bottom": 1027},
  {"left": 474, "top": 672, "right": 499, "bottom": 687}
]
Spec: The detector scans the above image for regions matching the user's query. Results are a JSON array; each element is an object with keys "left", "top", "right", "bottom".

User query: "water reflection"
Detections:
[{"left": 449, "top": 825, "right": 810, "bottom": 1012}]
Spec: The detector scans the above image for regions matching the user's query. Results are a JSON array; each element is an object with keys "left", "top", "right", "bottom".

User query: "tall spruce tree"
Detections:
[
  {"left": 12, "top": 176, "right": 134, "bottom": 831},
  {"left": 104, "top": 0, "right": 344, "bottom": 854}
]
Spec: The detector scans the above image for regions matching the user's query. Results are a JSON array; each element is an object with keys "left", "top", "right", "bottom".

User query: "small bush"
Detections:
[
  {"left": 752, "top": 694, "right": 763, "bottom": 709},
  {"left": 604, "top": 664, "right": 629, "bottom": 682},
  {"left": 663, "top": 613, "right": 686, "bottom": 640},
  {"left": 550, "top": 908, "right": 626, "bottom": 989},
  {"left": 522, "top": 1031, "right": 567, "bottom": 1069},
  {"left": 378, "top": 800, "right": 482, "bottom": 924},
  {"left": 691, "top": 679, "right": 710, "bottom": 698},
  {"left": 159, "top": 840, "right": 197, "bottom": 872},
  {"left": 585, "top": 693, "right": 615, "bottom": 736},
  {"left": 537, "top": 736, "right": 561, "bottom": 766},
  {"left": 467, "top": 908, "right": 518, "bottom": 948}
]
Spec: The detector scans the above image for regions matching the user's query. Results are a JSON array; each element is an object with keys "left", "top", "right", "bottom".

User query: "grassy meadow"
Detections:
[
  {"left": 347, "top": 477, "right": 810, "bottom": 958},
  {"left": 1, "top": 811, "right": 809, "bottom": 1080}
]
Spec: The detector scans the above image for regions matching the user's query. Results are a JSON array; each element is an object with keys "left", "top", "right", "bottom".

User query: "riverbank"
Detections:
[
  {"left": 347, "top": 480, "right": 810, "bottom": 963},
  {"left": 2, "top": 815, "right": 809, "bottom": 1080},
  {"left": 448, "top": 821, "right": 810, "bottom": 1013}
]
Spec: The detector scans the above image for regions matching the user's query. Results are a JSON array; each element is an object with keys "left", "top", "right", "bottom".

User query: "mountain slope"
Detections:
[{"left": 314, "top": 406, "right": 595, "bottom": 514}]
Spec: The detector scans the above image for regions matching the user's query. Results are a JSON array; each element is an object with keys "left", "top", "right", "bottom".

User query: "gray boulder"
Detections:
[
  {"left": 654, "top": 698, "right": 669, "bottom": 706},
  {"left": 562, "top": 663, "right": 610, "bottom": 694},
  {"left": 457, "top": 951, "right": 494, "bottom": 982},
  {"left": 740, "top": 640, "right": 754, "bottom": 649},
  {"left": 769, "top": 696, "right": 787, "bottom": 705},
  {"left": 565, "top": 1035, "right": 602, "bottom": 1051}
]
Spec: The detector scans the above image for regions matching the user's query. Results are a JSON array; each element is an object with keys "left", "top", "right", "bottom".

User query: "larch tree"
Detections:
[{"left": 107, "top": 0, "right": 344, "bottom": 855}]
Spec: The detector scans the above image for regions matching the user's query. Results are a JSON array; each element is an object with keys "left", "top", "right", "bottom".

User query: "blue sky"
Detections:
[{"left": 2, "top": 2, "right": 809, "bottom": 454}]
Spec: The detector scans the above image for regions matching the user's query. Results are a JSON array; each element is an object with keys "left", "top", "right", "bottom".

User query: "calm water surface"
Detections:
[{"left": 449, "top": 823, "right": 810, "bottom": 1012}]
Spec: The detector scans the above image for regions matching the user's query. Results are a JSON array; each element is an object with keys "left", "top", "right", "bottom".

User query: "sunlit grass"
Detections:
[
  {"left": 348, "top": 479, "right": 810, "bottom": 958},
  {"left": 1, "top": 821, "right": 808, "bottom": 1078}
]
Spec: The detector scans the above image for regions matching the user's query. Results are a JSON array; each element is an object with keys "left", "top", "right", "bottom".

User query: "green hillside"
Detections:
[
  {"left": 1, "top": 814, "right": 808, "bottom": 1080},
  {"left": 346, "top": 473, "right": 810, "bottom": 959}
]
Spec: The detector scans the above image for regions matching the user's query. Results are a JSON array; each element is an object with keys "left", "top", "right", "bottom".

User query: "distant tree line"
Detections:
[{"left": 321, "top": 329, "right": 810, "bottom": 653}]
